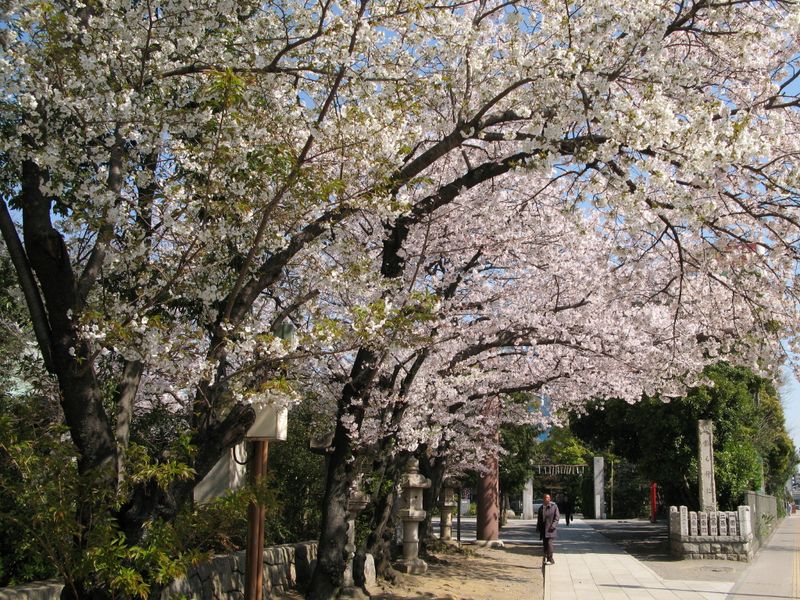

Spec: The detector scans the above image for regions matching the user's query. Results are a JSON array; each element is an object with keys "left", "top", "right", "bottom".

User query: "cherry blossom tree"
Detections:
[
  {"left": 0, "top": 0, "right": 459, "bottom": 596},
  {"left": 345, "top": 162, "right": 799, "bottom": 561},
  {"left": 2, "top": 0, "right": 800, "bottom": 598},
  {"left": 302, "top": 1, "right": 800, "bottom": 595}
]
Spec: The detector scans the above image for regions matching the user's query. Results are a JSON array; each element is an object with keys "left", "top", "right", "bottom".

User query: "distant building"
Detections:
[{"left": 789, "top": 471, "right": 800, "bottom": 506}]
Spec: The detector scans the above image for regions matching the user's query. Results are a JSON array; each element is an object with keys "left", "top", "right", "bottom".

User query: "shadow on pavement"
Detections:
[
  {"left": 551, "top": 521, "right": 629, "bottom": 556},
  {"left": 585, "top": 518, "right": 746, "bottom": 583},
  {"left": 585, "top": 519, "right": 673, "bottom": 561}
]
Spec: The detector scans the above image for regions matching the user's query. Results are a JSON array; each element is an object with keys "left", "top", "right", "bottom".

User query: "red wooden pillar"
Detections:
[
  {"left": 476, "top": 397, "right": 501, "bottom": 541},
  {"left": 476, "top": 452, "right": 500, "bottom": 540},
  {"left": 650, "top": 482, "right": 658, "bottom": 523}
]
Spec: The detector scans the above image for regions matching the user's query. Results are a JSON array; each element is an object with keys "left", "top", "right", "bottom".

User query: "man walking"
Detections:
[
  {"left": 537, "top": 493, "right": 560, "bottom": 565},
  {"left": 562, "top": 493, "right": 573, "bottom": 526}
]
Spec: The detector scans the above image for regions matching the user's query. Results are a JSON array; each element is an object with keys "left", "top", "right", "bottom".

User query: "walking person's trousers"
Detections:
[{"left": 543, "top": 538, "right": 555, "bottom": 563}]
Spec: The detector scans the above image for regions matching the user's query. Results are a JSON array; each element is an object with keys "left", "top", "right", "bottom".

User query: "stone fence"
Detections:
[
  {"left": 743, "top": 490, "right": 777, "bottom": 551},
  {"left": 668, "top": 505, "right": 753, "bottom": 561},
  {"left": 162, "top": 542, "right": 319, "bottom": 599},
  {"left": 0, "top": 542, "right": 322, "bottom": 600}
]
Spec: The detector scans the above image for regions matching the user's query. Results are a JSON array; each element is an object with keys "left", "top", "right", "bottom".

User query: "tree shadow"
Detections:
[
  {"left": 585, "top": 519, "right": 673, "bottom": 561},
  {"left": 369, "top": 543, "right": 544, "bottom": 600}
]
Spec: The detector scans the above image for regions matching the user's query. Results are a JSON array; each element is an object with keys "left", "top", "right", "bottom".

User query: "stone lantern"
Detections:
[
  {"left": 394, "top": 458, "right": 431, "bottom": 575},
  {"left": 343, "top": 475, "right": 370, "bottom": 594},
  {"left": 440, "top": 481, "right": 458, "bottom": 543}
]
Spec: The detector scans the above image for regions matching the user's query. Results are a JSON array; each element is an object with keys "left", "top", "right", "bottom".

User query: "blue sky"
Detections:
[
  {"left": 778, "top": 367, "right": 800, "bottom": 454},
  {"left": 766, "top": 63, "right": 800, "bottom": 458}
]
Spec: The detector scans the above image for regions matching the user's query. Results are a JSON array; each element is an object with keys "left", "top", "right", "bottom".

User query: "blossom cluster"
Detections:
[{"left": 1, "top": 0, "right": 799, "bottom": 482}]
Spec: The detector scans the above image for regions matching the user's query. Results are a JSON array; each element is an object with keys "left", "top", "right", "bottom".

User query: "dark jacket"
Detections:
[
  {"left": 537, "top": 501, "right": 560, "bottom": 539},
  {"left": 558, "top": 497, "right": 573, "bottom": 515}
]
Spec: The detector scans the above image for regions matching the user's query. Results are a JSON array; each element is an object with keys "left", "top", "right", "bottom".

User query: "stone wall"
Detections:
[
  {"left": 668, "top": 505, "right": 753, "bottom": 561},
  {"left": 0, "top": 542, "right": 319, "bottom": 600},
  {"left": 0, "top": 579, "right": 63, "bottom": 600},
  {"left": 161, "top": 542, "right": 317, "bottom": 599},
  {"left": 743, "top": 491, "right": 777, "bottom": 551}
]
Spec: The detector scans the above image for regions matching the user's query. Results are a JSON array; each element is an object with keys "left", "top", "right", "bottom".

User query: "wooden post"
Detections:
[
  {"left": 245, "top": 440, "right": 269, "bottom": 600},
  {"left": 650, "top": 482, "right": 657, "bottom": 523}
]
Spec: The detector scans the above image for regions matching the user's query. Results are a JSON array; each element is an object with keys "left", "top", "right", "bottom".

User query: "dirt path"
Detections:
[
  {"left": 368, "top": 544, "right": 544, "bottom": 600},
  {"left": 276, "top": 543, "right": 544, "bottom": 600}
]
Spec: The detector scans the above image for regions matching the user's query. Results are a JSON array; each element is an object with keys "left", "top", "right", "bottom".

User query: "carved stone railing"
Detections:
[{"left": 668, "top": 505, "right": 754, "bottom": 561}]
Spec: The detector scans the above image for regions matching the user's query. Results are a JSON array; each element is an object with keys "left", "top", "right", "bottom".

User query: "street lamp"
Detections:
[
  {"left": 244, "top": 319, "right": 295, "bottom": 600},
  {"left": 244, "top": 401, "right": 288, "bottom": 600}
]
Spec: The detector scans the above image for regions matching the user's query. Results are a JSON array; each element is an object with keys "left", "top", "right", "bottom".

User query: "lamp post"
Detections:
[{"left": 244, "top": 402, "right": 288, "bottom": 600}]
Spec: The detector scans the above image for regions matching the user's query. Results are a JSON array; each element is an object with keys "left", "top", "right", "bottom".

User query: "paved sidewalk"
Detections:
[
  {"left": 726, "top": 513, "right": 800, "bottom": 599},
  {"left": 444, "top": 514, "right": 799, "bottom": 599},
  {"left": 544, "top": 519, "right": 735, "bottom": 600}
]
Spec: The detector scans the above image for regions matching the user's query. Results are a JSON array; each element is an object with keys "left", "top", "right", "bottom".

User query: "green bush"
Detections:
[
  {"left": 267, "top": 402, "right": 326, "bottom": 543},
  {"left": 0, "top": 395, "right": 71, "bottom": 586},
  {"left": 0, "top": 394, "right": 202, "bottom": 596}
]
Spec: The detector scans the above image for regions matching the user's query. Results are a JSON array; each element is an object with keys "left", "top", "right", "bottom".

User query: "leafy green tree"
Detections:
[
  {"left": 499, "top": 423, "right": 542, "bottom": 498},
  {"left": 0, "top": 395, "right": 64, "bottom": 586},
  {"left": 536, "top": 426, "right": 591, "bottom": 466},
  {"left": 0, "top": 247, "right": 63, "bottom": 585},
  {"left": 498, "top": 423, "right": 541, "bottom": 522},
  {"left": 533, "top": 426, "right": 592, "bottom": 513},
  {"left": 570, "top": 363, "right": 797, "bottom": 510},
  {"left": 0, "top": 394, "right": 204, "bottom": 597},
  {"left": 268, "top": 401, "right": 327, "bottom": 543}
]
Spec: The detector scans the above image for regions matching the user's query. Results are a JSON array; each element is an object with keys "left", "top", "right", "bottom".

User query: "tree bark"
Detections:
[
  {"left": 307, "top": 348, "right": 375, "bottom": 600},
  {"left": 361, "top": 489, "right": 397, "bottom": 580},
  {"left": 18, "top": 162, "right": 117, "bottom": 600},
  {"left": 0, "top": 198, "right": 55, "bottom": 372},
  {"left": 360, "top": 450, "right": 412, "bottom": 581},
  {"left": 114, "top": 359, "right": 144, "bottom": 486},
  {"left": 476, "top": 455, "right": 500, "bottom": 541}
]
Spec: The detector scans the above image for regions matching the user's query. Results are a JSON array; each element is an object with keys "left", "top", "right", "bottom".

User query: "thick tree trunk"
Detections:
[
  {"left": 360, "top": 451, "right": 411, "bottom": 581},
  {"left": 476, "top": 396, "right": 501, "bottom": 541},
  {"left": 476, "top": 454, "right": 500, "bottom": 541},
  {"left": 306, "top": 425, "right": 353, "bottom": 599},
  {"left": 361, "top": 491, "right": 397, "bottom": 581},
  {"left": 18, "top": 162, "right": 118, "bottom": 600},
  {"left": 307, "top": 348, "right": 375, "bottom": 600}
]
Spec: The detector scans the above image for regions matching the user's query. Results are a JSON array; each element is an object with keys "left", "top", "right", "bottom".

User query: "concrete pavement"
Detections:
[
  {"left": 455, "top": 514, "right": 799, "bottom": 599},
  {"left": 543, "top": 519, "right": 734, "bottom": 600},
  {"left": 726, "top": 512, "right": 800, "bottom": 599}
]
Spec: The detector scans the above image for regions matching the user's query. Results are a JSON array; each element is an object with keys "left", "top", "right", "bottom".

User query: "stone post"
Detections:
[
  {"left": 394, "top": 459, "right": 431, "bottom": 575},
  {"left": 522, "top": 478, "right": 535, "bottom": 520},
  {"left": 698, "top": 420, "right": 717, "bottom": 512},
  {"left": 343, "top": 475, "right": 370, "bottom": 594},
  {"left": 728, "top": 512, "right": 738, "bottom": 537},
  {"left": 440, "top": 482, "right": 457, "bottom": 542},
  {"left": 593, "top": 456, "right": 605, "bottom": 519},
  {"left": 679, "top": 506, "right": 689, "bottom": 536},
  {"left": 738, "top": 506, "right": 752, "bottom": 540},
  {"left": 668, "top": 506, "right": 680, "bottom": 539}
]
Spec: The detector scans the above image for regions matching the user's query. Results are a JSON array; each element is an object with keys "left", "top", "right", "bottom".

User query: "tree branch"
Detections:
[{"left": 0, "top": 198, "right": 55, "bottom": 372}]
